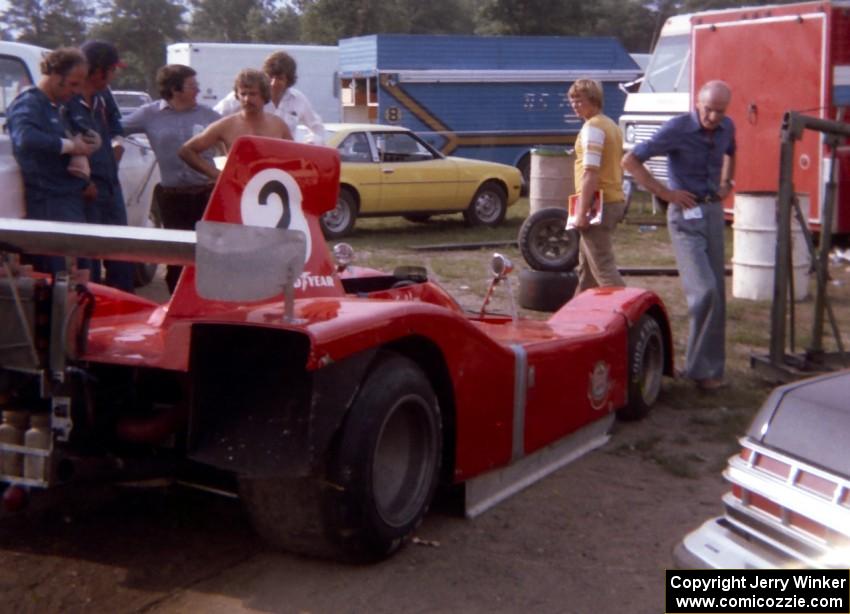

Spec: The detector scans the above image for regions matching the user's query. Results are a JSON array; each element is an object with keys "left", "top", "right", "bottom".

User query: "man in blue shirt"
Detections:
[
  {"left": 622, "top": 81, "right": 736, "bottom": 390},
  {"left": 68, "top": 40, "right": 135, "bottom": 292},
  {"left": 7, "top": 47, "right": 100, "bottom": 275}
]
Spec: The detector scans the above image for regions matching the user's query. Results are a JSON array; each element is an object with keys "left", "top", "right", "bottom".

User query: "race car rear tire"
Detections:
[
  {"left": 464, "top": 181, "right": 507, "bottom": 227},
  {"left": 324, "top": 353, "right": 442, "bottom": 562},
  {"left": 619, "top": 314, "right": 664, "bottom": 421},
  {"left": 518, "top": 207, "right": 580, "bottom": 272},
  {"left": 320, "top": 187, "right": 357, "bottom": 238},
  {"left": 518, "top": 268, "right": 578, "bottom": 312},
  {"left": 239, "top": 353, "right": 442, "bottom": 562}
]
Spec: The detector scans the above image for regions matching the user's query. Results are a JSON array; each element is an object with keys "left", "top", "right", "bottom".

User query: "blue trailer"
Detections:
[{"left": 338, "top": 34, "right": 641, "bottom": 182}]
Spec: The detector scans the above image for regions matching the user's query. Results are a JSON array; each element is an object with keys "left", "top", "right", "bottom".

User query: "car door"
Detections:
[
  {"left": 337, "top": 131, "right": 382, "bottom": 214},
  {"left": 373, "top": 131, "right": 459, "bottom": 212}
]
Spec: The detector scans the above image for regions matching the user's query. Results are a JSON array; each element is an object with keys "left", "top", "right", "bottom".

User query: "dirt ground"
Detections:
[{"left": 1, "top": 236, "right": 849, "bottom": 614}]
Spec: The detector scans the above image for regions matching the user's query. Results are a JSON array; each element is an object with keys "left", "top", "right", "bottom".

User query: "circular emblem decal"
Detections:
[
  {"left": 588, "top": 361, "right": 611, "bottom": 411},
  {"left": 240, "top": 168, "right": 311, "bottom": 261}
]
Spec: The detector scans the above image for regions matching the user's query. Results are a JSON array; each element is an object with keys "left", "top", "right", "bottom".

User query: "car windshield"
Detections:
[{"left": 639, "top": 34, "right": 690, "bottom": 93}]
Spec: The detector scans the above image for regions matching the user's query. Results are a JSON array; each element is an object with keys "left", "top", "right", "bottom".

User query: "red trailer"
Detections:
[{"left": 691, "top": 1, "right": 850, "bottom": 232}]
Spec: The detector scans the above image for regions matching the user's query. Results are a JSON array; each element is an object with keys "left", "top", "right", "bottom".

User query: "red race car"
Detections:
[{"left": 0, "top": 137, "right": 673, "bottom": 562}]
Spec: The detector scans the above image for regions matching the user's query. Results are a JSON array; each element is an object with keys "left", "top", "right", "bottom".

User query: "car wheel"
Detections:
[
  {"left": 403, "top": 214, "right": 431, "bottom": 223},
  {"left": 240, "top": 353, "right": 442, "bottom": 563},
  {"left": 321, "top": 188, "right": 357, "bottom": 238},
  {"left": 325, "top": 353, "right": 442, "bottom": 561},
  {"left": 618, "top": 314, "right": 664, "bottom": 421},
  {"left": 518, "top": 268, "right": 578, "bottom": 312},
  {"left": 518, "top": 207, "right": 579, "bottom": 272},
  {"left": 464, "top": 181, "right": 507, "bottom": 227}
]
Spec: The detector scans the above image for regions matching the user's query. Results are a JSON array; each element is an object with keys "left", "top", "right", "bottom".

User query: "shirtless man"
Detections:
[{"left": 179, "top": 69, "right": 292, "bottom": 180}]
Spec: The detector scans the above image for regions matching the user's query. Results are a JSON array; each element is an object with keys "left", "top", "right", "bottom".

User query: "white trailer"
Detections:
[{"left": 166, "top": 42, "right": 341, "bottom": 124}]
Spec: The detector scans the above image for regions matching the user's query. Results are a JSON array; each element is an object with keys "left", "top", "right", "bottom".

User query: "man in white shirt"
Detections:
[{"left": 214, "top": 51, "right": 325, "bottom": 145}]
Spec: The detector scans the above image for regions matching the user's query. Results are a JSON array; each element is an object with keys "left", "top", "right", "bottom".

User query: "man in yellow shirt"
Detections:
[{"left": 568, "top": 79, "right": 626, "bottom": 292}]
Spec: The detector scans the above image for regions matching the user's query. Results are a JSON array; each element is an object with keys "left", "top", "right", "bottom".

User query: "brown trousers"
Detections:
[{"left": 576, "top": 201, "right": 627, "bottom": 293}]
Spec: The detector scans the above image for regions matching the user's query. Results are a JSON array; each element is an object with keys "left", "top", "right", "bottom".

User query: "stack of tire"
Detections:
[{"left": 517, "top": 207, "right": 580, "bottom": 311}]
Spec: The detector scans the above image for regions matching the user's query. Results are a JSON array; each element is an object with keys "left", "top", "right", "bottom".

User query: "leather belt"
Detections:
[{"left": 695, "top": 194, "right": 720, "bottom": 204}]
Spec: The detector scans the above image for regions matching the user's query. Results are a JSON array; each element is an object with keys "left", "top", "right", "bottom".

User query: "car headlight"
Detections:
[{"left": 624, "top": 124, "right": 636, "bottom": 144}]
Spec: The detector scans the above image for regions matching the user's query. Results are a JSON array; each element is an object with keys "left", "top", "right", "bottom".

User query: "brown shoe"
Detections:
[{"left": 696, "top": 378, "right": 727, "bottom": 390}]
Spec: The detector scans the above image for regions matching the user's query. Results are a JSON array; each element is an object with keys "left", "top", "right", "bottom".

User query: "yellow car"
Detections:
[{"left": 321, "top": 123, "right": 523, "bottom": 238}]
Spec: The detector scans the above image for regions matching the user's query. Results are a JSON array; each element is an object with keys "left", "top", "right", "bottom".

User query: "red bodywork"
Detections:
[{"left": 73, "top": 136, "right": 672, "bottom": 483}]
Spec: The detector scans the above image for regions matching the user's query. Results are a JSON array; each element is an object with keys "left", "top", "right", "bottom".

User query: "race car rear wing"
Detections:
[{"left": 0, "top": 218, "right": 307, "bottom": 313}]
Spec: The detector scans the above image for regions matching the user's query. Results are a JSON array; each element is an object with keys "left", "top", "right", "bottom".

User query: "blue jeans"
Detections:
[{"left": 667, "top": 202, "right": 726, "bottom": 380}]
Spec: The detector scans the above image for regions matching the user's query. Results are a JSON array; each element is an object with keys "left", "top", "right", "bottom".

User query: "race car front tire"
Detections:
[{"left": 619, "top": 314, "right": 665, "bottom": 421}]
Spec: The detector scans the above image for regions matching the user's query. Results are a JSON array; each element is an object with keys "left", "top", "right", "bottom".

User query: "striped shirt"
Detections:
[{"left": 574, "top": 113, "right": 624, "bottom": 203}]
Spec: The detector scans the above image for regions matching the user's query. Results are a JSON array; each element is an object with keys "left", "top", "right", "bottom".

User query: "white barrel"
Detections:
[
  {"left": 529, "top": 148, "right": 574, "bottom": 214},
  {"left": 732, "top": 192, "right": 811, "bottom": 301}
]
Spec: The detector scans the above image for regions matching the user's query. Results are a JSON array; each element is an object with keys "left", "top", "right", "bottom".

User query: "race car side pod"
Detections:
[{"left": 0, "top": 218, "right": 195, "bottom": 267}]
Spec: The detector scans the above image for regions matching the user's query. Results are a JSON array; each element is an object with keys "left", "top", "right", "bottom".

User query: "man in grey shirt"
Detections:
[{"left": 123, "top": 64, "right": 219, "bottom": 293}]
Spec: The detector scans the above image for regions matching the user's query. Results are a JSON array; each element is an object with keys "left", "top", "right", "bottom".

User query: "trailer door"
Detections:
[{"left": 693, "top": 13, "right": 825, "bottom": 223}]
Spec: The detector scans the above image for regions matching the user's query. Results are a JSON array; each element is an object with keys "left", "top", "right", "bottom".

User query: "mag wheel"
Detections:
[{"left": 518, "top": 207, "right": 579, "bottom": 272}]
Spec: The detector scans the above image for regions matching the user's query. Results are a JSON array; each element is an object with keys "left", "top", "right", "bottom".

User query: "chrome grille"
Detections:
[{"left": 626, "top": 122, "right": 668, "bottom": 182}]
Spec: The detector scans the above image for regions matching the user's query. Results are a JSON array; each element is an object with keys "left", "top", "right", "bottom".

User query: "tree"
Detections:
[
  {"left": 246, "top": 4, "right": 302, "bottom": 43},
  {"left": 1, "top": 0, "right": 91, "bottom": 48},
  {"left": 474, "top": 0, "right": 589, "bottom": 36},
  {"left": 90, "top": 0, "right": 186, "bottom": 93},
  {"left": 297, "top": 0, "right": 474, "bottom": 43},
  {"left": 188, "top": 0, "right": 273, "bottom": 43}
]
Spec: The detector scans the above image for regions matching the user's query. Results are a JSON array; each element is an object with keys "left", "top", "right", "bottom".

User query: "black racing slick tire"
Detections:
[
  {"left": 619, "top": 314, "right": 665, "bottom": 421},
  {"left": 324, "top": 353, "right": 442, "bottom": 562},
  {"left": 518, "top": 268, "right": 578, "bottom": 312},
  {"left": 241, "top": 353, "right": 442, "bottom": 563},
  {"left": 463, "top": 181, "right": 507, "bottom": 227},
  {"left": 518, "top": 207, "right": 580, "bottom": 272},
  {"left": 321, "top": 187, "right": 357, "bottom": 238}
]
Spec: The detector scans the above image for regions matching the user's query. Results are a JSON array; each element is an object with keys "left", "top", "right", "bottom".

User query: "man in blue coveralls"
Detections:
[
  {"left": 622, "top": 81, "right": 736, "bottom": 391},
  {"left": 7, "top": 47, "right": 100, "bottom": 275},
  {"left": 68, "top": 40, "right": 135, "bottom": 292}
]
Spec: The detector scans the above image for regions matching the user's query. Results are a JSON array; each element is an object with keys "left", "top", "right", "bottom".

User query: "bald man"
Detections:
[{"left": 622, "top": 81, "right": 736, "bottom": 391}]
